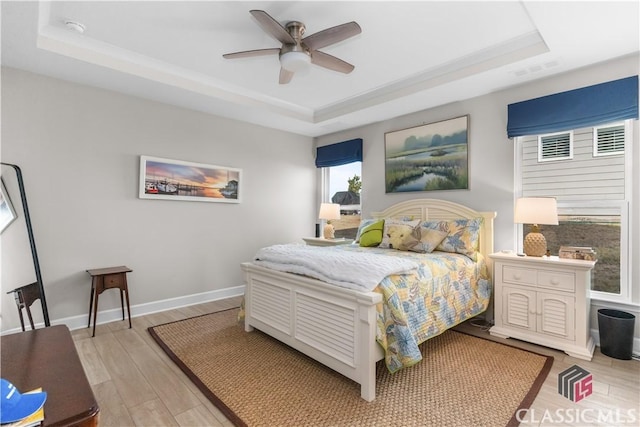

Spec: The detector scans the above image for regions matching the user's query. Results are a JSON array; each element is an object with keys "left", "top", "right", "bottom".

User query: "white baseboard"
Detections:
[
  {"left": 2, "top": 286, "right": 245, "bottom": 335},
  {"left": 6, "top": 285, "right": 640, "bottom": 359}
]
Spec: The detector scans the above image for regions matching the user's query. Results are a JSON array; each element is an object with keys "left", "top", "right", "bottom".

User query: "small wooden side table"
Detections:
[{"left": 86, "top": 265, "right": 132, "bottom": 337}]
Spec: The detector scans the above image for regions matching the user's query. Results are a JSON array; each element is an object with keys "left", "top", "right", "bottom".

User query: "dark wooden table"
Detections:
[
  {"left": 1, "top": 325, "right": 100, "bottom": 427},
  {"left": 87, "top": 265, "right": 132, "bottom": 337}
]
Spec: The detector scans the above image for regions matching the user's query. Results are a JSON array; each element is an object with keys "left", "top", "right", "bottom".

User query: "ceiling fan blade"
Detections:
[
  {"left": 310, "top": 50, "right": 355, "bottom": 74},
  {"left": 223, "top": 48, "right": 280, "bottom": 59},
  {"left": 302, "top": 21, "right": 361, "bottom": 51},
  {"left": 250, "top": 10, "right": 296, "bottom": 45},
  {"left": 279, "top": 68, "right": 294, "bottom": 84}
]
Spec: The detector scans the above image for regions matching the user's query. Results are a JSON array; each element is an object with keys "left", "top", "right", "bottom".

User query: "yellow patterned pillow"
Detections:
[
  {"left": 420, "top": 218, "right": 483, "bottom": 260},
  {"left": 415, "top": 228, "right": 448, "bottom": 253}
]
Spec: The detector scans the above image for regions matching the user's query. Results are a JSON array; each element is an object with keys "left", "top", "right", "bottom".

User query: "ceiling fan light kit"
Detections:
[
  {"left": 223, "top": 10, "right": 361, "bottom": 84},
  {"left": 280, "top": 51, "right": 311, "bottom": 72}
]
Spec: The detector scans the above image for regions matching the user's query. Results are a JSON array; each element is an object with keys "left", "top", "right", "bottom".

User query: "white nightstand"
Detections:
[
  {"left": 489, "top": 252, "right": 596, "bottom": 360},
  {"left": 302, "top": 237, "right": 354, "bottom": 246}
]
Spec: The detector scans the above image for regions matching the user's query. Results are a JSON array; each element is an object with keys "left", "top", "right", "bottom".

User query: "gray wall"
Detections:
[{"left": 1, "top": 67, "right": 315, "bottom": 332}]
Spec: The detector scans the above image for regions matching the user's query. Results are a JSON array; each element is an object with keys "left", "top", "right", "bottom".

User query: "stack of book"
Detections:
[
  {"left": 559, "top": 246, "right": 597, "bottom": 261},
  {"left": 4, "top": 397, "right": 45, "bottom": 427},
  {"left": 0, "top": 379, "right": 46, "bottom": 427}
]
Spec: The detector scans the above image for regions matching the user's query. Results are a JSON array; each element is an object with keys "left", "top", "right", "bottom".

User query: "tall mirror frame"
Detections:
[{"left": 1, "top": 162, "right": 50, "bottom": 326}]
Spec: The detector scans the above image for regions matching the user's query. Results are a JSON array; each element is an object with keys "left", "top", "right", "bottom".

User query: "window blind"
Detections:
[
  {"left": 507, "top": 76, "right": 638, "bottom": 138},
  {"left": 595, "top": 124, "right": 625, "bottom": 156},
  {"left": 315, "top": 138, "right": 363, "bottom": 168},
  {"left": 539, "top": 132, "right": 572, "bottom": 161}
]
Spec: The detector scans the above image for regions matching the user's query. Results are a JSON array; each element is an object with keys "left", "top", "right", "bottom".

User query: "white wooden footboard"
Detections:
[{"left": 241, "top": 262, "right": 384, "bottom": 401}]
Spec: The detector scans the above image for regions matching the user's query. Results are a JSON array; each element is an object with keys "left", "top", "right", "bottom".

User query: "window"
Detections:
[
  {"left": 516, "top": 120, "right": 632, "bottom": 301},
  {"left": 593, "top": 122, "right": 625, "bottom": 156},
  {"left": 538, "top": 131, "right": 572, "bottom": 161},
  {"left": 323, "top": 162, "right": 361, "bottom": 239}
]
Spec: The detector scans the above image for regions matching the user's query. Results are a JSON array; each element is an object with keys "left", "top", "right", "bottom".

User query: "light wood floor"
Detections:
[{"left": 71, "top": 298, "right": 640, "bottom": 426}]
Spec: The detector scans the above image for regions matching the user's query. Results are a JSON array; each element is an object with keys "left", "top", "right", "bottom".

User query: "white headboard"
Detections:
[{"left": 371, "top": 198, "right": 497, "bottom": 261}]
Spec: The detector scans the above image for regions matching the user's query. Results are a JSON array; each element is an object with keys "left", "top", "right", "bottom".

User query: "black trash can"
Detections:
[{"left": 598, "top": 309, "right": 635, "bottom": 360}]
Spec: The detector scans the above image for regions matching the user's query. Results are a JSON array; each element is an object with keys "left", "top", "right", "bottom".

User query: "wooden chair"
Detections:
[{"left": 6, "top": 282, "right": 42, "bottom": 331}]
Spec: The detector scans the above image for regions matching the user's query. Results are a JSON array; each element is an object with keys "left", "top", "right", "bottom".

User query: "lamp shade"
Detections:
[
  {"left": 514, "top": 197, "right": 559, "bottom": 225},
  {"left": 319, "top": 203, "right": 341, "bottom": 221}
]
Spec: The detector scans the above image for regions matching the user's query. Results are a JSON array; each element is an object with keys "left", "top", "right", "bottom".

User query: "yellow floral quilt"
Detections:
[{"left": 341, "top": 246, "right": 491, "bottom": 373}]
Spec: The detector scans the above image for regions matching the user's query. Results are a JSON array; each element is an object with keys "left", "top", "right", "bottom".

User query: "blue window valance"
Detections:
[
  {"left": 507, "top": 76, "right": 638, "bottom": 138},
  {"left": 315, "top": 138, "right": 363, "bottom": 168}
]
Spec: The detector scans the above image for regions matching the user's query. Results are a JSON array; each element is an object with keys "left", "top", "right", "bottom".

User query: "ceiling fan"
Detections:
[{"left": 223, "top": 10, "right": 361, "bottom": 84}]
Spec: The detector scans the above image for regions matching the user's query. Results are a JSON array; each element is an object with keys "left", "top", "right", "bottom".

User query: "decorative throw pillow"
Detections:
[
  {"left": 397, "top": 225, "right": 422, "bottom": 252},
  {"left": 420, "top": 218, "right": 483, "bottom": 260},
  {"left": 359, "top": 220, "right": 385, "bottom": 247},
  {"left": 379, "top": 219, "right": 420, "bottom": 250},
  {"left": 411, "top": 228, "right": 449, "bottom": 253},
  {"left": 355, "top": 218, "right": 378, "bottom": 242}
]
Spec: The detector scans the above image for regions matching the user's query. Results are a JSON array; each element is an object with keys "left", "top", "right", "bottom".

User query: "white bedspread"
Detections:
[{"left": 253, "top": 244, "right": 418, "bottom": 292}]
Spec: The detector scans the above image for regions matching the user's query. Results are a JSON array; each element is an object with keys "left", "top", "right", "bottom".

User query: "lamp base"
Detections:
[
  {"left": 323, "top": 223, "right": 335, "bottom": 239},
  {"left": 524, "top": 231, "right": 547, "bottom": 257}
]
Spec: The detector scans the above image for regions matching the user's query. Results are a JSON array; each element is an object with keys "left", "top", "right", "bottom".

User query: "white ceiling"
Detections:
[{"left": 2, "top": 1, "right": 638, "bottom": 137}]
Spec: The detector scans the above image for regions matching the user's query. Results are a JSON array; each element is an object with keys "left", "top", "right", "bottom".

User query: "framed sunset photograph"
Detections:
[{"left": 139, "top": 156, "right": 241, "bottom": 203}]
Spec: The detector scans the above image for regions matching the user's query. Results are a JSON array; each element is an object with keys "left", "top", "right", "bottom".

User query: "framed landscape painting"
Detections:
[
  {"left": 385, "top": 115, "right": 469, "bottom": 193},
  {"left": 139, "top": 156, "right": 241, "bottom": 203}
]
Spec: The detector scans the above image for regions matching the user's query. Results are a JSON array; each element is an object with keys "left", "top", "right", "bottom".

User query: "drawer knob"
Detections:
[
  {"left": 551, "top": 278, "right": 560, "bottom": 285},
  {"left": 514, "top": 273, "right": 522, "bottom": 280}
]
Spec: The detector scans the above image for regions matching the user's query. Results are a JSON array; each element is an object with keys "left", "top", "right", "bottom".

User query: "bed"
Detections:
[{"left": 241, "top": 198, "right": 496, "bottom": 401}]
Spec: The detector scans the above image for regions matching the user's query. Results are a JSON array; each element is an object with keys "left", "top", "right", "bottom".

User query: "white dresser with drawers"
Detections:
[{"left": 489, "top": 252, "right": 597, "bottom": 360}]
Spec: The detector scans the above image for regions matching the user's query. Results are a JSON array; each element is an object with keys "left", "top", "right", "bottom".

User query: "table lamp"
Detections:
[
  {"left": 514, "top": 197, "right": 558, "bottom": 257},
  {"left": 319, "top": 203, "right": 341, "bottom": 239}
]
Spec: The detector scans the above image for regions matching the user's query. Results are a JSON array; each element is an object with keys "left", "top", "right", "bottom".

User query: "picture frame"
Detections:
[
  {"left": 385, "top": 115, "right": 469, "bottom": 193},
  {"left": 0, "top": 178, "right": 17, "bottom": 233},
  {"left": 139, "top": 156, "right": 241, "bottom": 203}
]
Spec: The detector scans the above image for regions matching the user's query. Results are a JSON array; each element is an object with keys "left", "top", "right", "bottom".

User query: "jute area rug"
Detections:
[{"left": 149, "top": 308, "right": 552, "bottom": 427}]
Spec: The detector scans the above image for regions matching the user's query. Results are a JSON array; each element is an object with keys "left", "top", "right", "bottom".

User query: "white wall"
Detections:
[
  {"left": 1, "top": 67, "right": 315, "bottom": 333},
  {"left": 316, "top": 55, "right": 640, "bottom": 342}
]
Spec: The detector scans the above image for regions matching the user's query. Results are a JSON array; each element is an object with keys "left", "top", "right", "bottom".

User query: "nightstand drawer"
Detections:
[
  {"left": 502, "top": 265, "right": 537, "bottom": 286},
  {"left": 103, "top": 273, "right": 124, "bottom": 289},
  {"left": 538, "top": 270, "right": 575, "bottom": 292}
]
